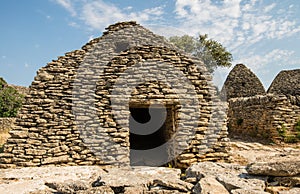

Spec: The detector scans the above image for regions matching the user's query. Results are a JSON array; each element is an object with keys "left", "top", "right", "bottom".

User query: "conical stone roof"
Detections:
[
  {"left": 221, "top": 64, "right": 265, "bottom": 100},
  {"left": 268, "top": 69, "right": 300, "bottom": 96}
]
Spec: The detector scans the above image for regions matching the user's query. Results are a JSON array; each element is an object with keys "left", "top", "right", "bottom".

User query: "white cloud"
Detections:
[
  {"left": 53, "top": 0, "right": 299, "bottom": 49},
  {"left": 174, "top": 0, "right": 300, "bottom": 53},
  {"left": 52, "top": 0, "right": 165, "bottom": 35},
  {"left": 51, "top": 0, "right": 300, "bottom": 53},
  {"left": 54, "top": 0, "right": 77, "bottom": 16},
  {"left": 263, "top": 3, "right": 276, "bottom": 13},
  {"left": 1, "top": 56, "right": 6, "bottom": 59},
  {"left": 146, "top": 25, "right": 187, "bottom": 38},
  {"left": 81, "top": 1, "right": 123, "bottom": 30},
  {"left": 234, "top": 49, "right": 295, "bottom": 71},
  {"left": 124, "top": 6, "right": 133, "bottom": 11},
  {"left": 68, "top": 21, "right": 80, "bottom": 28},
  {"left": 79, "top": 0, "right": 164, "bottom": 31}
]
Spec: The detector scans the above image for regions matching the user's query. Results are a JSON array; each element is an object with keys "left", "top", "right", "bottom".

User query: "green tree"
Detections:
[
  {"left": 169, "top": 34, "right": 233, "bottom": 73},
  {"left": 0, "top": 77, "right": 24, "bottom": 117}
]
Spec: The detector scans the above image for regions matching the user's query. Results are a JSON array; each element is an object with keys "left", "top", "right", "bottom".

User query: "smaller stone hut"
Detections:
[
  {"left": 268, "top": 69, "right": 300, "bottom": 105},
  {"left": 221, "top": 64, "right": 265, "bottom": 100},
  {"left": 225, "top": 66, "right": 300, "bottom": 142}
]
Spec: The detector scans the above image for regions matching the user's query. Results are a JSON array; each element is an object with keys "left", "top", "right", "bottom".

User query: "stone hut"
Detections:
[
  {"left": 225, "top": 65, "right": 300, "bottom": 142},
  {"left": 221, "top": 64, "right": 265, "bottom": 100},
  {"left": 0, "top": 21, "right": 228, "bottom": 169},
  {"left": 268, "top": 69, "right": 300, "bottom": 105}
]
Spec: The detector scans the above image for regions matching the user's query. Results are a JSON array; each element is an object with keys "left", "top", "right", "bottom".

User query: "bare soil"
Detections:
[{"left": 227, "top": 138, "right": 300, "bottom": 165}]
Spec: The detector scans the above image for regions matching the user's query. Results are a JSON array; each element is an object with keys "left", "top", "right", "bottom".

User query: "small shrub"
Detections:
[
  {"left": 277, "top": 125, "right": 287, "bottom": 138},
  {"left": 293, "top": 121, "right": 300, "bottom": 140},
  {"left": 262, "top": 131, "right": 270, "bottom": 139},
  {"left": 0, "top": 78, "right": 24, "bottom": 117},
  {"left": 295, "top": 121, "right": 300, "bottom": 132},
  {"left": 284, "top": 135, "right": 298, "bottom": 143}
]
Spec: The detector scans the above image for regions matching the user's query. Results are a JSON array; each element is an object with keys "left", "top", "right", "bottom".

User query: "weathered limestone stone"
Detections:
[
  {"left": 216, "top": 173, "right": 265, "bottom": 192},
  {"left": 246, "top": 157, "right": 300, "bottom": 176},
  {"left": 278, "top": 187, "right": 300, "bottom": 194},
  {"left": 45, "top": 181, "right": 89, "bottom": 193},
  {"left": 9, "top": 130, "right": 28, "bottom": 138},
  {"left": 231, "top": 189, "right": 269, "bottom": 194},
  {"left": 123, "top": 186, "right": 148, "bottom": 194},
  {"left": 97, "top": 166, "right": 181, "bottom": 187},
  {"left": 193, "top": 176, "right": 229, "bottom": 194},
  {"left": 186, "top": 162, "right": 266, "bottom": 193},
  {"left": 41, "top": 155, "right": 70, "bottom": 165},
  {"left": 0, "top": 166, "right": 106, "bottom": 193},
  {"left": 186, "top": 162, "right": 238, "bottom": 178},
  {"left": 26, "top": 149, "right": 47, "bottom": 156},
  {"left": 152, "top": 179, "right": 193, "bottom": 192}
]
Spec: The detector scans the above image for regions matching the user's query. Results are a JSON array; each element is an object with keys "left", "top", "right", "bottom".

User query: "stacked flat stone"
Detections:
[
  {"left": 221, "top": 64, "right": 265, "bottom": 100},
  {"left": 228, "top": 94, "right": 300, "bottom": 142},
  {"left": 0, "top": 21, "right": 228, "bottom": 168},
  {"left": 224, "top": 64, "right": 300, "bottom": 142}
]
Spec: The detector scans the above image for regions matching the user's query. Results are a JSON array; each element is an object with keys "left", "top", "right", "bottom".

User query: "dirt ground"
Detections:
[{"left": 227, "top": 138, "right": 300, "bottom": 165}]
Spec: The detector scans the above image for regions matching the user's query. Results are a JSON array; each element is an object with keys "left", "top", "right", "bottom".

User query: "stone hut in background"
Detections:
[
  {"left": 268, "top": 69, "right": 300, "bottom": 105},
  {"left": 225, "top": 65, "right": 300, "bottom": 143},
  {"left": 220, "top": 64, "right": 265, "bottom": 100},
  {"left": 0, "top": 21, "right": 228, "bottom": 169}
]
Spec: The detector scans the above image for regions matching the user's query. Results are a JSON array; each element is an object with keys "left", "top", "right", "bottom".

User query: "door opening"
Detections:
[{"left": 129, "top": 105, "right": 176, "bottom": 166}]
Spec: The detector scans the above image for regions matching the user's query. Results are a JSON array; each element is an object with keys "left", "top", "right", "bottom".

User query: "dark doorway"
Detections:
[
  {"left": 130, "top": 107, "right": 166, "bottom": 150},
  {"left": 129, "top": 106, "right": 175, "bottom": 166}
]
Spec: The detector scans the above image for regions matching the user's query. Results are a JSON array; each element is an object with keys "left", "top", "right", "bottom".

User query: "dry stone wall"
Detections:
[
  {"left": 228, "top": 94, "right": 300, "bottom": 142},
  {"left": 225, "top": 66, "right": 300, "bottom": 142},
  {"left": 0, "top": 21, "right": 228, "bottom": 168}
]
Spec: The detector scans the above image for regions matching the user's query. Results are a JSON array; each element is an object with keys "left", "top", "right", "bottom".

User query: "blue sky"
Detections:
[{"left": 1, "top": 0, "right": 300, "bottom": 89}]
